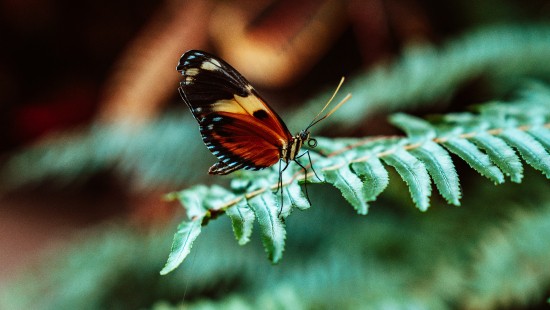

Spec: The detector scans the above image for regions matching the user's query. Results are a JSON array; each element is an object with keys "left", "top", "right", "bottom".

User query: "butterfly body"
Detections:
[{"left": 177, "top": 50, "right": 311, "bottom": 175}]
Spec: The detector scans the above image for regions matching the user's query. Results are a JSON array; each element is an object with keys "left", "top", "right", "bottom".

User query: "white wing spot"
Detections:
[
  {"left": 186, "top": 68, "right": 199, "bottom": 76},
  {"left": 185, "top": 76, "right": 194, "bottom": 84},
  {"left": 207, "top": 124, "right": 214, "bottom": 130},
  {"left": 201, "top": 61, "right": 219, "bottom": 71},
  {"left": 210, "top": 58, "right": 221, "bottom": 67}
]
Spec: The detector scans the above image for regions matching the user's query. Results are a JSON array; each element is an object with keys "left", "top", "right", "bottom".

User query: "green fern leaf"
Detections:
[
  {"left": 226, "top": 199, "right": 255, "bottom": 246},
  {"left": 528, "top": 126, "right": 550, "bottom": 150},
  {"left": 409, "top": 141, "right": 461, "bottom": 205},
  {"left": 470, "top": 133, "right": 524, "bottom": 182},
  {"left": 162, "top": 184, "right": 236, "bottom": 272},
  {"left": 247, "top": 192, "right": 286, "bottom": 263},
  {"left": 268, "top": 170, "right": 311, "bottom": 218},
  {"left": 382, "top": 148, "right": 432, "bottom": 211},
  {"left": 389, "top": 114, "right": 459, "bottom": 205},
  {"left": 443, "top": 138, "right": 505, "bottom": 184},
  {"left": 499, "top": 128, "right": 550, "bottom": 178},
  {"left": 350, "top": 156, "right": 389, "bottom": 202},
  {"left": 160, "top": 220, "right": 202, "bottom": 275},
  {"left": 323, "top": 163, "right": 369, "bottom": 215},
  {"left": 282, "top": 181, "right": 310, "bottom": 211},
  {"left": 172, "top": 185, "right": 210, "bottom": 220},
  {"left": 203, "top": 185, "right": 238, "bottom": 212}
]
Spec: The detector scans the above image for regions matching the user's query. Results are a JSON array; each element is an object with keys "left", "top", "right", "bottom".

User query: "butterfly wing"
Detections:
[{"left": 177, "top": 50, "right": 293, "bottom": 175}]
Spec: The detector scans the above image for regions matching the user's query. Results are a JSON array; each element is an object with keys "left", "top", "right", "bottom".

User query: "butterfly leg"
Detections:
[
  {"left": 274, "top": 159, "right": 282, "bottom": 194},
  {"left": 295, "top": 150, "right": 323, "bottom": 182},
  {"left": 275, "top": 159, "right": 291, "bottom": 217},
  {"left": 274, "top": 159, "right": 290, "bottom": 194},
  {"left": 293, "top": 158, "right": 312, "bottom": 206}
]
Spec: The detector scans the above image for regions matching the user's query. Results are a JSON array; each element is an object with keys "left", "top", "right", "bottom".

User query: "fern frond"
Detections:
[
  {"left": 160, "top": 220, "right": 202, "bottom": 275},
  {"left": 470, "top": 133, "right": 524, "bottom": 182},
  {"left": 442, "top": 138, "right": 505, "bottom": 184},
  {"left": 349, "top": 156, "right": 389, "bottom": 202},
  {"left": 323, "top": 162, "right": 369, "bottom": 214},
  {"left": 409, "top": 141, "right": 461, "bottom": 205},
  {"left": 248, "top": 193, "right": 287, "bottom": 263},
  {"left": 499, "top": 129, "right": 550, "bottom": 178},
  {"left": 162, "top": 83, "right": 550, "bottom": 273},
  {"left": 381, "top": 148, "right": 432, "bottom": 211}
]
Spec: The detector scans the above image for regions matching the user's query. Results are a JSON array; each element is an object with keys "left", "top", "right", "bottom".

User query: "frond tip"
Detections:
[{"left": 162, "top": 83, "right": 550, "bottom": 274}]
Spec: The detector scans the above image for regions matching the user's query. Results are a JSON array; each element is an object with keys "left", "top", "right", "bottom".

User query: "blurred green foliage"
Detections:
[{"left": 1, "top": 172, "right": 549, "bottom": 309}]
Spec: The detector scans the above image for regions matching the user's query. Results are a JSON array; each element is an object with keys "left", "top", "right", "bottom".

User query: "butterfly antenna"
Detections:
[
  {"left": 305, "top": 93, "right": 352, "bottom": 131},
  {"left": 307, "top": 77, "right": 346, "bottom": 128}
]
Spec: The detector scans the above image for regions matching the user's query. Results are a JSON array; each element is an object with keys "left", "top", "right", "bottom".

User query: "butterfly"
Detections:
[{"left": 177, "top": 50, "right": 350, "bottom": 206}]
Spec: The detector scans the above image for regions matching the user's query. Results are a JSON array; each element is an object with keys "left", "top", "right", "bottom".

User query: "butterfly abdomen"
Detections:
[{"left": 281, "top": 135, "right": 305, "bottom": 163}]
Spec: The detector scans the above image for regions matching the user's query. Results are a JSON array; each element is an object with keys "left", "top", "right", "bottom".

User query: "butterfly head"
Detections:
[{"left": 298, "top": 130, "right": 317, "bottom": 148}]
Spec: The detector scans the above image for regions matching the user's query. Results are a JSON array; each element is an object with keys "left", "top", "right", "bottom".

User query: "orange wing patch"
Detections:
[
  {"left": 202, "top": 112, "right": 284, "bottom": 174},
  {"left": 209, "top": 93, "right": 291, "bottom": 143}
]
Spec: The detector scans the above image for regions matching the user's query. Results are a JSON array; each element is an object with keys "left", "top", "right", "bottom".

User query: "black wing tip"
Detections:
[{"left": 177, "top": 50, "right": 217, "bottom": 72}]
